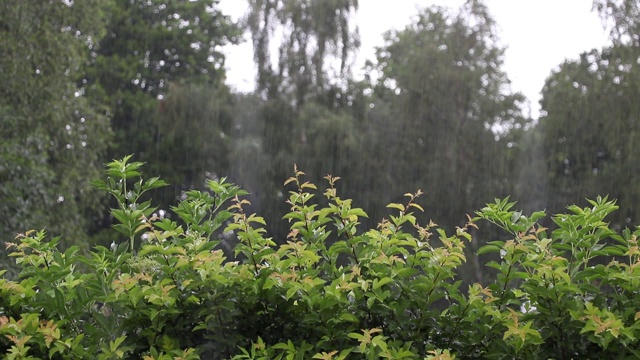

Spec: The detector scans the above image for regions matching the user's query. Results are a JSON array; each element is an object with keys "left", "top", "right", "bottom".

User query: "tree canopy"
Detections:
[
  {"left": 535, "top": 0, "right": 640, "bottom": 228},
  {"left": 4, "top": 0, "right": 640, "bottom": 338},
  {"left": 246, "top": 0, "right": 360, "bottom": 105},
  {"left": 0, "top": 0, "right": 112, "bottom": 259},
  {"left": 85, "top": 0, "right": 243, "bottom": 223},
  {"left": 369, "top": 0, "right": 527, "bottom": 227}
]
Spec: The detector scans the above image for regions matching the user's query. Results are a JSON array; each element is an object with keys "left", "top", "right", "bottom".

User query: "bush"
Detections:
[{"left": 1, "top": 157, "right": 639, "bottom": 359}]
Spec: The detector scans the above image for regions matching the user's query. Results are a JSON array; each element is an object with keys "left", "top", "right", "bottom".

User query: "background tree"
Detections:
[
  {"left": 594, "top": 0, "right": 640, "bottom": 46},
  {"left": 246, "top": 0, "right": 360, "bottom": 105},
  {"left": 370, "top": 0, "right": 528, "bottom": 227},
  {"left": 538, "top": 45, "right": 640, "bottom": 229},
  {"left": 85, "top": 0, "right": 240, "bottom": 171},
  {"left": 537, "top": 0, "right": 640, "bottom": 229},
  {"left": 151, "top": 82, "right": 235, "bottom": 208},
  {"left": 240, "top": 0, "right": 366, "bottom": 239},
  {"left": 237, "top": 0, "right": 533, "bottom": 253},
  {"left": 360, "top": 0, "right": 530, "bottom": 283},
  {"left": 83, "top": 0, "right": 242, "bottom": 234},
  {"left": 0, "top": 0, "right": 112, "bottom": 268}
]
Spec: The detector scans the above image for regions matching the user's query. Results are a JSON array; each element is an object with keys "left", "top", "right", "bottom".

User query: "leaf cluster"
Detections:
[{"left": 1, "top": 159, "right": 639, "bottom": 359}]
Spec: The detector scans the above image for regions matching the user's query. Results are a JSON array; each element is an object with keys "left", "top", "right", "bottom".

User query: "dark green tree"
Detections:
[
  {"left": 151, "top": 82, "right": 234, "bottom": 208},
  {"left": 240, "top": 0, "right": 366, "bottom": 239},
  {"left": 85, "top": 0, "right": 241, "bottom": 175},
  {"left": 362, "top": 0, "right": 531, "bottom": 285},
  {"left": 0, "top": 0, "right": 112, "bottom": 264},
  {"left": 371, "top": 0, "right": 528, "bottom": 227},
  {"left": 538, "top": 45, "right": 640, "bottom": 228},
  {"left": 80, "top": 0, "right": 242, "bottom": 234},
  {"left": 537, "top": 1, "right": 640, "bottom": 228}
]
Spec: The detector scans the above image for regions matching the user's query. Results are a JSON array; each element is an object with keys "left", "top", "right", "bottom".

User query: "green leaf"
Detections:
[
  {"left": 347, "top": 208, "right": 369, "bottom": 218},
  {"left": 111, "top": 209, "right": 132, "bottom": 225},
  {"left": 286, "top": 286, "right": 300, "bottom": 301},
  {"left": 477, "top": 244, "right": 501, "bottom": 255},
  {"left": 373, "top": 277, "right": 393, "bottom": 290},
  {"left": 339, "top": 313, "right": 359, "bottom": 323},
  {"left": 386, "top": 203, "right": 405, "bottom": 212},
  {"left": 143, "top": 177, "right": 169, "bottom": 191}
]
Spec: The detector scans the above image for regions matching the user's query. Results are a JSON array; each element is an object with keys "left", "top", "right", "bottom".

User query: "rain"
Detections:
[{"left": 2, "top": 0, "right": 640, "bottom": 357}]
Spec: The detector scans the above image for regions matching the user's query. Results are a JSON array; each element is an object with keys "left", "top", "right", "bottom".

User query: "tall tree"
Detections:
[
  {"left": 371, "top": 0, "right": 527, "bottom": 227},
  {"left": 539, "top": 45, "right": 640, "bottom": 228},
  {"left": 0, "top": 0, "right": 112, "bottom": 262},
  {"left": 246, "top": 0, "right": 360, "bottom": 105},
  {"left": 239, "top": 0, "right": 364, "bottom": 239},
  {"left": 537, "top": 1, "right": 640, "bottom": 229},
  {"left": 83, "top": 0, "right": 241, "bottom": 218},
  {"left": 594, "top": 0, "right": 640, "bottom": 46},
  {"left": 85, "top": 0, "right": 240, "bottom": 161},
  {"left": 151, "top": 82, "right": 234, "bottom": 207},
  {"left": 359, "top": 0, "right": 531, "bottom": 285}
]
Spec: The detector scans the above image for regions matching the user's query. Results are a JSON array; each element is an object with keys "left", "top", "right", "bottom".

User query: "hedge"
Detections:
[{"left": 1, "top": 156, "right": 639, "bottom": 359}]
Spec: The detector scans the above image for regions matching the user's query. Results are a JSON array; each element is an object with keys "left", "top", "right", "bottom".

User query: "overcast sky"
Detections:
[{"left": 219, "top": 0, "right": 610, "bottom": 118}]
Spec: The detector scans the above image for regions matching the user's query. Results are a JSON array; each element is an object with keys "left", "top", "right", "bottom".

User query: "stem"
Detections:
[
  {"left": 163, "top": 254, "right": 186, "bottom": 309},
  {"left": 446, "top": 301, "right": 470, "bottom": 349},
  {"left": 497, "top": 255, "right": 516, "bottom": 310},
  {"left": 217, "top": 308, "right": 232, "bottom": 358},
  {"left": 341, "top": 217, "right": 360, "bottom": 266}
]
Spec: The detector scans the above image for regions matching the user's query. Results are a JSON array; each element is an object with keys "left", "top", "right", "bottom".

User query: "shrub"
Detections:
[{"left": 0, "top": 156, "right": 639, "bottom": 359}]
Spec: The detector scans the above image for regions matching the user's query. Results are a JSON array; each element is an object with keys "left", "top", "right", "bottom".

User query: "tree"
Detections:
[
  {"left": 239, "top": 0, "right": 365, "bottom": 240},
  {"left": 0, "top": 0, "right": 112, "bottom": 265},
  {"left": 539, "top": 45, "right": 640, "bottom": 228},
  {"left": 594, "top": 0, "right": 640, "bottom": 46},
  {"left": 370, "top": 0, "right": 527, "bottom": 228},
  {"left": 228, "top": 95, "right": 362, "bottom": 240},
  {"left": 537, "top": 1, "right": 640, "bottom": 228},
  {"left": 81, "top": 0, "right": 242, "bottom": 231},
  {"left": 246, "top": 0, "right": 360, "bottom": 105},
  {"left": 151, "top": 82, "right": 235, "bottom": 208},
  {"left": 359, "top": 1, "right": 531, "bottom": 285},
  {"left": 85, "top": 0, "right": 241, "bottom": 175}
]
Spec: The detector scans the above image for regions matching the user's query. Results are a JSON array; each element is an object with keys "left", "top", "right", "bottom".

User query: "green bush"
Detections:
[{"left": 1, "top": 157, "right": 639, "bottom": 359}]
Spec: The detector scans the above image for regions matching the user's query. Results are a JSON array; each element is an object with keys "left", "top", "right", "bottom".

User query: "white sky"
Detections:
[{"left": 219, "top": 0, "right": 610, "bottom": 119}]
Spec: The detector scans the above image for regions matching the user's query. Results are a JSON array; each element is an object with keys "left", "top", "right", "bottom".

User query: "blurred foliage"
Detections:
[
  {"left": 83, "top": 0, "right": 242, "bottom": 194},
  {"left": 246, "top": 0, "right": 359, "bottom": 104},
  {"left": 0, "top": 0, "right": 112, "bottom": 271},
  {"left": 150, "top": 82, "right": 234, "bottom": 207},
  {"left": 5, "top": 0, "right": 640, "bottom": 292},
  {"left": 77, "top": 0, "right": 243, "bottom": 247},
  {"left": 538, "top": 42, "right": 640, "bottom": 230},
  {"left": 594, "top": 0, "right": 640, "bottom": 46},
  {"left": 235, "top": 1, "right": 529, "bottom": 270},
  {"left": 370, "top": 0, "right": 527, "bottom": 226}
]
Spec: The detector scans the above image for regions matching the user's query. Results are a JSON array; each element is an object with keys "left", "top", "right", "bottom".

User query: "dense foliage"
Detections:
[
  {"left": 232, "top": 0, "right": 528, "bottom": 254},
  {"left": 4, "top": 3, "right": 640, "bottom": 357},
  {"left": 83, "top": 0, "right": 241, "bottom": 212},
  {"left": 1, "top": 158, "right": 639, "bottom": 359},
  {"left": 538, "top": 43, "right": 640, "bottom": 229},
  {"left": 246, "top": 0, "right": 359, "bottom": 103},
  {"left": 0, "top": 0, "right": 112, "bottom": 267}
]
